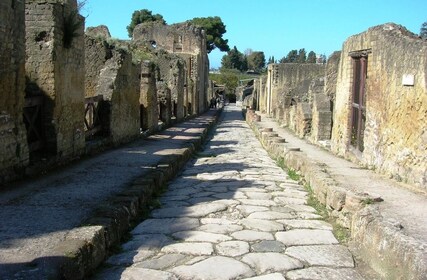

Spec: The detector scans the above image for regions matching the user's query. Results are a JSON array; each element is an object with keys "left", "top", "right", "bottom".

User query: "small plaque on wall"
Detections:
[{"left": 402, "top": 74, "right": 415, "bottom": 86}]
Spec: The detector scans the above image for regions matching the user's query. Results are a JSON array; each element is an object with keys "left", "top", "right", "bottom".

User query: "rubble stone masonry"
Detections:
[
  {"left": 0, "top": 0, "right": 29, "bottom": 182},
  {"left": 139, "top": 61, "right": 159, "bottom": 132},
  {"left": 133, "top": 22, "right": 209, "bottom": 115},
  {"left": 154, "top": 50, "right": 185, "bottom": 122},
  {"left": 85, "top": 32, "right": 140, "bottom": 144},
  {"left": 25, "top": 0, "right": 85, "bottom": 159},
  {"left": 264, "top": 63, "right": 326, "bottom": 114}
]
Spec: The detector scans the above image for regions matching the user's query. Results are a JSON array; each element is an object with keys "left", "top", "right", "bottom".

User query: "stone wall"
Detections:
[
  {"left": 25, "top": 0, "right": 85, "bottom": 160},
  {"left": 133, "top": 21, "right": 209, "bottom": 115},
  {"left": 85, "top": 31, "right": 140, "bottom": 144},
  {"left": 263, "top": 63, "right": 326, "bottom": 114},
  {"left": 257, "top": 76, "right": 268, "bottom": 113},
  {"left": 153, "top": 50, "right": 186, "bottom": 122},
  {"left": 331, "top": 23, "right": 427, "bottom": 189},
  {"left": 139, "top": 61, "right": 159, "bottom": 132},
  {"left": 0, "top": 2, "right": 213, "bottom": 186},
  {"left": 157, "top": 83, "right": 172, "bottom": 125},
  {"left": 311, "top": 93, "right": 332, "bottom": 143},
  {"left": 295, "top": 102, "right": 312, "bottom": 138},
  {"left": 324, "top": 51, "right": 341, "bottom": 103},
  {"left": 0, "top": 0, "right": 29, "bottom": 182}
]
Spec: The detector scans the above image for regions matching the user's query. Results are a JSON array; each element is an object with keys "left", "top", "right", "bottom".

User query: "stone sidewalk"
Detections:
[
  {"left": 94, "top": 105, "right": 366, "bottom": 280},
  {"left": 0, "top": 109, "right": 220, "bottom": 279},
  {"left": 245, "top": 109, "right": 427, "bottom": 280}
]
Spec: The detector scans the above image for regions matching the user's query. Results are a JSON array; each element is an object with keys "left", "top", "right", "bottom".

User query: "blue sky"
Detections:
[{"left": 84, "top": 0, "right": 427, "bottom": 68}]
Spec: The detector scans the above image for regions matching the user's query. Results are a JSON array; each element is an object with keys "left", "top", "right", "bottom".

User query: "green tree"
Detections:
[
  {"left": 210, "top": 70, "right": 239, "bottom": 94},
  {"left": 320, "top": 54, "right": 327, "bottom": 64},
  {"left": 307, "top": 51, "right": 317, "bottom": 63},
  {"left": 127, "top": 9, "right": 166, "bottom": 37},
  {"left": 188, "top": 16, "right": 230, "bottom": 53},
  {"left": 221, "top": 46, "right": 247, "bottom": 71},
  {"left": 420, "top": 21, "right": 427, "bottom": 39},
  {"left": 280, "top": 49, "right": 298, "bottom": 63},
  {"left": 297, "top": 48, "right": 306, "bottom": 63},
  {"left": 247, "top": 51, "right": 266, "bottom": 71}
]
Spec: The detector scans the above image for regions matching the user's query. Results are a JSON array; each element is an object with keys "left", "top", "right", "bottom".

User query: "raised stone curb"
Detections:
[
  {"left": 245, "top": 109, "right": 427, "bottom": 280},
  {"left": 52, "top": 109, "right": 222, "bottom": 279}
]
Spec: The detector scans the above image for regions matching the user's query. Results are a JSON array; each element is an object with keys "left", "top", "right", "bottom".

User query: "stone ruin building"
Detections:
[
  {"left": 132, "top": 21, "right": 210, "bottom": 117},
  {"left": 248, "top": 23, "right": 427, "bottom": 190},
  {"left": 0, "top": 0, "right": 212, "bottom": 185}
]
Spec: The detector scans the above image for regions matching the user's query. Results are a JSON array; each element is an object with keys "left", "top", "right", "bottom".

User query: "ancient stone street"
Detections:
[{"left": 94, "top": 105, "right": 365, "bottom": 280}]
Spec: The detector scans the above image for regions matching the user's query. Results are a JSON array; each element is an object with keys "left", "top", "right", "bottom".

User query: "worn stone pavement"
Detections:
[
  {"left": 94, "top": 105, "right": 366, "bottom": 280},
  {"left": 0, "top": 110, "right": 219, "bottom": 279}
]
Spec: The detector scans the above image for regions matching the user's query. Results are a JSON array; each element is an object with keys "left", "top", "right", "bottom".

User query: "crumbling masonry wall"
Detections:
[
  {"left": 153, "top": 50, "right": 185, "bottom": 122},
  {"left": 324, "top": 51, "right": 341, "bottom": 104},
  {"left": 157, "top": 83, "right": 172, "bottom": 125},
  {"left": 140, "top": 61, "right": 159, "bottom": 132},
  {"left": 25, "top": 0, "right": 85, "bottom": 159},
  {"left": 133, "top": 21, "right": 209, "bottom": 115},
  {"left": 309, "top": 51, "right": 340, "bottom": 144},
  {"left": 0, "top": 0, "right": 29, "bottom": 182},
  {"left": 264, "top": 63, "right": 326, "bottom": 115},
  {"left": 257, "top": 76, "right": 267, "bottom": 113},
  {"left": 85, "top": 31, "right": 140, "bottom": 144},
  {"left": 311, "top": 92, "right": 332, "bottom": 143},
  {"left": 331, "top": 23, "right": 427, "bottom": 189}
]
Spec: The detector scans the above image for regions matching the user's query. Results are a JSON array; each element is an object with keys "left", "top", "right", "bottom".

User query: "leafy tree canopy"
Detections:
[
  {"left": 297, "top": 48, "right": 306, "bottom": 63},
  {"left": 280, "top": 49, "right": 319, "bottom": 64},
  {"left": 210, "top": 69, "right": 240, "bottom": 94},
  {"left": 280, "top": 49, "right": 297, "bottom": 63},
  {"left": 267, "top": 56, "right": 275, "bottom": 64},
  {"left": 221, "top": 46, "right": 247, "bottom": 71},
  {"left": 127, "top": 9, "right": 166, "bottom": 37},
  {"left": 307, "top": 51, "right": 317, "bottom": 63},
  {"left": 421, "top": 21, "right": 427, "bottom": 39},
  {"left": 247, "top": 51, "right": 266, "bottom": 71},
  {"left": 188, "top": 16, "right": 230, "bottom": 53}
]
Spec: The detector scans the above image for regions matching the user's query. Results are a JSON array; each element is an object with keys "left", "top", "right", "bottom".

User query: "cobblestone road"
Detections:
[{"left": 95, "top": 106, "right": 364, "bottom": 280}]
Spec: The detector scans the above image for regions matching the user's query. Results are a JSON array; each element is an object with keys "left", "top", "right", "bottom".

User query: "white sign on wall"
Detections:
[{"left": 402, "top": 74, "right": 415, "bottom": 86}]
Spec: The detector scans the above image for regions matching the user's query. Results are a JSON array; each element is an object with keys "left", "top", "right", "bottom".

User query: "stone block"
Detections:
[{"left": 54, "top": 226, "right": 106, "bottom": 279}]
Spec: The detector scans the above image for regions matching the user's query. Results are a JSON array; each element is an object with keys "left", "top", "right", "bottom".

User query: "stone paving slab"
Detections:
[
  {"left": 170, "top": 256, "right": 255, "bottom": 280},
  {"left": 244, "top": 273, "right": 286, "bottom": 280},
  {"left": 93, "top": 105, "right": 366, "bottom": 279},
  {"left": 131, "top": 218, "right": 200, "bottom": 234},
  {"left": 286, "top": 245, "right": 355, "bottom": 267},
  {"left": 286, "top": 267, "right": 366, "bottom": 280},
  {"left": 240, "top": 253, "right": 303, "bottom": 273},
  {"left": 0, "top": 109, "right": 221, "bottom": 279},
  {"left": 253, "top": 110, "right": 427, "bottom": 279},
  {"left": 275, "top": 229, "right": 339, "bottom": 246}
]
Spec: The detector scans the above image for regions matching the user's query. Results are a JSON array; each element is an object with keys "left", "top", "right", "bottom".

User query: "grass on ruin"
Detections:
[
  {"left": 305, "top": 184, "right": 351, "bottom": 244},
  {"left": 264, "top": 155, "right": 351, "bottom": 243},
  {"left": 63, "top": 10, "right": 83, "bottom": 48},
  {"left": 361, "top": 197, "right": 375, "bottom": 205},
  {"left": 287, "top": 169, "right": 300, "bottom": 181},
  {"left": 276, "top": 158, "right": 301, "bottom": 182}
]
